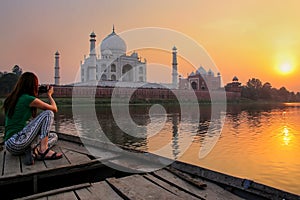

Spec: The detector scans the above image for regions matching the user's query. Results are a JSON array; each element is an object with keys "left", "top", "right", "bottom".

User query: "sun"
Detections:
[{"left": 278, "top": 63, "right": 293, "bottom": 75}]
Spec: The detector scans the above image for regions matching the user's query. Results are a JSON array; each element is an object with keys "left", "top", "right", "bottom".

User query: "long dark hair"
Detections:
[{"left": 2, "top": 72, "right": 38, "bottom": 118}]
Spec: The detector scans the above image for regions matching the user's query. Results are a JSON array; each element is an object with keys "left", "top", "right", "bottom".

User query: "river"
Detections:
[{"left": 1, "top": 102, "right": 300, "bottom": 195}]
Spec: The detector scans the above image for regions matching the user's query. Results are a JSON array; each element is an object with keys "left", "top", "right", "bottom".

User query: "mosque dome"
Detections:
[
  {"left": 100, "top": 28, "right": 126, "bottom": 57},
  {"left": 232, "top": 76, "right": 239, "bottom": 82}
]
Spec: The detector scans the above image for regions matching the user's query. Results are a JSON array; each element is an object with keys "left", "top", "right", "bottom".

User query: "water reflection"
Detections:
[
  {"left": 282, "top": 126, "right": 291, "bottom": 146},
  {"left": 0, "top": 103, "right": 299, "bottom": 194},
  {"left": 171, "top": 114, "right": 179, "bottom": 159}
]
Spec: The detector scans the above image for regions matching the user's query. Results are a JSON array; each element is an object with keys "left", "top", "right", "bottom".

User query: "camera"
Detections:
[{"left": 38, "top": 85, "right": 49, "bottom": 94}]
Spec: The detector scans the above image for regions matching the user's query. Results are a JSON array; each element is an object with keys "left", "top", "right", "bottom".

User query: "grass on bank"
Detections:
[{"left": 0, "top": 97, "right": 294, "bottom": 108}]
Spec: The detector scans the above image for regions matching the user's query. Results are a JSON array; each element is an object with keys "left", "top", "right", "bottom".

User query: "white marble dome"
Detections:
[{"left": 100, "top": 30, "right": 126, "bottom": 57}]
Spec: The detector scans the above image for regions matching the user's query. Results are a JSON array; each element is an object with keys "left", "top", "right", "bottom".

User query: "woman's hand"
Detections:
[
  {"left": 30, "top": 86, "right": 58, "bottom": 113},
  {"left": 47, "top": 86, "right": 54, "bottom": 97}
]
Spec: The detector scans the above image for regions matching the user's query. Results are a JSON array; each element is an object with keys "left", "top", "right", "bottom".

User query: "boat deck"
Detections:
[
  {"left": 17, "top": 168, "right": 242, "bottom": 200},
  {"left": 0, "top": 133, "right": 299, "bottom": 199},
  {"left": 0, "top": 137, "right": 242, "bottom": 200}
]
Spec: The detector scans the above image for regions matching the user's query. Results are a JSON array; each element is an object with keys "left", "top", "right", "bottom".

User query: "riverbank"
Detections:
[{"left": 1, "top": 96, "right": 295, "bottom": 106}]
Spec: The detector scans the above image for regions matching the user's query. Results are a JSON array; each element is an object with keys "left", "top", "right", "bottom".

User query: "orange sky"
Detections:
[{"left": 1, "top": 0, "right": 300, "bottom": 92}]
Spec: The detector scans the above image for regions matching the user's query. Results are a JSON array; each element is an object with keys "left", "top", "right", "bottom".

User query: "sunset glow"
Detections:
[
  {"left": 278, "top": 63, "right": 293, "bottom": 75},
  {"left": 0, "top": 1, "right": 300, "bottom": 91}
]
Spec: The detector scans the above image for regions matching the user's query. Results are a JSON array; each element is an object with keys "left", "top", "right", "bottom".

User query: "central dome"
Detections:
[{"left": 100, "top": 29, "right": 126, "bottom": 57}]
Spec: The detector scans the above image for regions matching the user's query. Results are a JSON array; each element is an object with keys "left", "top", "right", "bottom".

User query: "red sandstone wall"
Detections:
[{"left": 53, "top": 86, "right": 241, "bottom": 101}]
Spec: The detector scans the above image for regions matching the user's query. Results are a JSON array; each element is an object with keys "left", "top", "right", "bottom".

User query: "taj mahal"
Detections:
[
  {"left": 71, "top": 26, "right": 222, "bottom": 90},
  {"left": 79, "top": 27, "right": 147, "bottom": 85},
  {"left": 53, "top": 27, "right": 240, "bottom": 92}
]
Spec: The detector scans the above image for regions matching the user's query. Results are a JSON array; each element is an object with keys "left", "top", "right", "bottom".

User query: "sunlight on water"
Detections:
[{"left": 1, "top": 103, "right": 300, "bottom": 195}]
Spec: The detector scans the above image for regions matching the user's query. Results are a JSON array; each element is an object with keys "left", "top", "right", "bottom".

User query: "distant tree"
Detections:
[
  {"left": 242, "top": 78, "right": 262, "bottom": 100},
  {"left": 296, "top": 92, "right": 300, "bottom": 102},
  {"left": 260, "top": 82, "right": 272, "bottom": 99},
  {"left": 278, "top": 87, "right": 290, "bottom": 102},
  {"left": 246, "top": 78, "right": 262, "bottom": 90},
  {"left": 12, "top": 65, "right": 22, "bottom": 77},
  {"left": 240, "top": 77, "right": 300, "bottom": 102},
  {"left": 0, "top": 71, "right": 3, "bottom": 78},
  {"left": 0, "top": 73, "right": 18, "bottom": 96}
]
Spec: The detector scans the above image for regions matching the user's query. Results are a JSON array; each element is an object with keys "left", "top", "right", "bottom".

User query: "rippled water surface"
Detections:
[{"left": 1, "top": 103, "right": 300, "bottom": 195}]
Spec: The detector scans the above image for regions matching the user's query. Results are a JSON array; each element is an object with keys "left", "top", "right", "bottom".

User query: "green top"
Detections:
[{"left": 4, "top": 94, "right": 36, "bottom": 141}]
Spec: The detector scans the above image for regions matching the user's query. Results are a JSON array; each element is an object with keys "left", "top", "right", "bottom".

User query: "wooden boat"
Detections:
[{"left": 0, "top": 132, "right": 299, "bottom": 200}]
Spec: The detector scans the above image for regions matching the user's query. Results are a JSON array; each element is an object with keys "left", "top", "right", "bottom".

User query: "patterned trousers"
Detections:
[{"left": 5, "top": 110, "right": 58, "bottom": 155}]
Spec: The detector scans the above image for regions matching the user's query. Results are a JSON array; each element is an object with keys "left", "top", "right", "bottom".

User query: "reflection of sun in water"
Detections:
[{"left": 282, "top": 126, "right": 291, "bottom": 145}]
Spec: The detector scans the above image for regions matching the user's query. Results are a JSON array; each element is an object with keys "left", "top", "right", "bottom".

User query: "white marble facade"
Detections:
[{"left": 80, "top": 27, "right": 147, "bottom": 83}]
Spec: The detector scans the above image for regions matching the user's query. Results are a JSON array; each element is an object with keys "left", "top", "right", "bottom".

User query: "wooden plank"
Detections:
[
  {"left": 171, "top": 161, "right": 300, "bottom": 200},
  {"left": 21, "top": 153, "right": 47, "bottom": 174},
  {"left": 47, "top": 191, "right": 77, "bottom": 200},
  {"left": 88, "top": 181, "right": 123, "bottom": 200},
  {"left": 0, "top": 159, "right": 104, "bottom": 186},
  {"left": 62, "top": 148, "right": 91, "bottom": 164},
  {"left": 107, "top": 175, "right": 182, "bottom": 200},
  {"left": 43, "top": 145, "right": 70, "bottom": 168},
  {"left": 167, "top": 167, "right": 207, "bottom": 188},
  {"left": 144, "top": 174, "right": 201, "bottom": 200},
  {"left": 0, "top": 149, "right": 5, "bottom": 176},
  {"left": 106, "top": 155, "right": 165, "bottom": 174},
  {"left": 154, "top": 169, "right": 242, "bottom": 200},
  {"left": 74, "top": 188, "right": 95, "bottom": 199},
  {"left": 86, "top": 145, "right": 119, "bottom": 159},
  {"left": 34, "top": 197, "right": 47, "bottom": 200},
  {"left": 57, "top": 140, "right": 90, "bottom": 155},
  {"left": 3, "top": 151, "right": 21, "bottom": 176},
  {"left": 16, "top": 183, "right": 90, "bottom": 200},
  {"left": 58, "top": 139, "right": 119, "bottom": 160}
]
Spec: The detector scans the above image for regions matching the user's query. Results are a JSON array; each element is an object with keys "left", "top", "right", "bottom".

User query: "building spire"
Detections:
[
  {"left": 172, "top": 46, "right": 178, "bottom": 88},
  {"left": 89, "top": 31, "right": 96, "bottom": 55},
  {"left": 54, "top": 51, "right": 60, "bottom": 85},
  {"left": 112, "top": 24, "right": 115, "bottom": 33}
]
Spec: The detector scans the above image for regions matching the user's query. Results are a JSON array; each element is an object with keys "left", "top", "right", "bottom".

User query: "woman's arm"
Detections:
[{"left": 29, "top": 86, "right": 58, "bottom": 113}]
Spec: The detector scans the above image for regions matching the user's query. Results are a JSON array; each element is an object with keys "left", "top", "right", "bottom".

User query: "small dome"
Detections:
[
  {"left": 190, "top": 71, "right": 195, "bottom": 76},
  {"left": 232, "top": 76, "right": 239, "bottom": 81},
  {"left": 172, "top": 46, "right": 177, "bottom": 51},
  {"left": 217, "top": 72, "right": 221, "bottom": 76},
  {"left": 208, "top": 69, "right": 214, "bottom": 76},
  {"left": 102, "top": 49, "right": 112, "bottom": 56},
  {"left": 100, "top": 28, "right": 126, "bottom": 57},
  {"left": 197, "top": 66, "right": 207, "bottom": 75},
  {"left": 55, "top": 51, "right": 60, "bottom": 55},
  {"left": 131, "top": 52, "right": 138, "bottom": 58}
]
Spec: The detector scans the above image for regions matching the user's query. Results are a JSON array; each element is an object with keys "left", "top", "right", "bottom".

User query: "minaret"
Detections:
[
  {"left": 89, "top": 32, "right": 96, "bottom": 55},
  {"left": 54, "top": 51, "right": 60, "bottom": 85},
  {"left": 172, "top": 46, "right": 178, "bottom": 88},
  {"left": 89, "top": 32, "right": 97, "bottom": 81}
]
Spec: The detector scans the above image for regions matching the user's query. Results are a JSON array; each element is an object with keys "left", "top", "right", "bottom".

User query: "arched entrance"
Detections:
[
  {"left": 122, "top": 64, "right": 133, "bottom": 81},
  {"left": 100, "top": 74, "right": 107, "bottom": 81},
  {"left": 191, "top": 81, "right": 197, "bottom": 90}
]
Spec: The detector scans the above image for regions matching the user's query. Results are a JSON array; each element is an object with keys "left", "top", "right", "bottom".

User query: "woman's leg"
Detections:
[
  {"left": 5, "top": 110, "right": 55, "bottom": 155},
  {"left": 48, "top": 132, "right": 58, "bottom": 149}
]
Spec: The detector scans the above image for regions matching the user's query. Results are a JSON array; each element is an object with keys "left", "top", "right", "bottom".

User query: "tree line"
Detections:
[
  {"left": 241, "top": 78, "right": 300, "bottom": 102},
  {"left": 0, "top": 65, "right": 22, "bottom": 96}
]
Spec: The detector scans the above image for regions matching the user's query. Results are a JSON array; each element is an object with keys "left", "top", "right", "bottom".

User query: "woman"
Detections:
[{"left": 2, "top": 72, "right": 62, "bottom": 165}]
